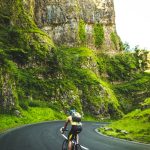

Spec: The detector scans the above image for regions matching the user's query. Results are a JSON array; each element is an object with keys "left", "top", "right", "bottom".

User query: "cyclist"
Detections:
[{"left": 62, "top": 109, "right": 82, "bottom": 150}]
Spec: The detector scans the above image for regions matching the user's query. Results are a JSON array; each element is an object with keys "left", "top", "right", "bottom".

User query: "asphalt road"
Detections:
[{"left": 0, "top": 121, "right": 150, "bottom": 150}]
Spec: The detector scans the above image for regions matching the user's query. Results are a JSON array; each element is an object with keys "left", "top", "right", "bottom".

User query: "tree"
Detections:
[{"left": 123, "top": 42, "right": 130, "bottom": 51}]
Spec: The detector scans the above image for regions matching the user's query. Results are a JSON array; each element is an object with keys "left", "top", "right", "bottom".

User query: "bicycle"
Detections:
[{"left": 61, "top": 128, "right": 82, "bottom": 150}]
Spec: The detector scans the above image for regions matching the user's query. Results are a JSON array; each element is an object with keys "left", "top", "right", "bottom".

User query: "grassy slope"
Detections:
[
  {"left": 0, "top": 106, "right": 101, "bottom": 133},
  {"left": 99, "top": 72, "right": 150, "bottom": 144},
  {"left": 56, "top": 47, "right": 123, "bottom": 118},
  {"left": 0, "top": 107, "right": 66, "bottom": 132},
  {"left": 99, "top": 74, "right": 150, "bottom": 144},
  {"left": 100, "top": 106, "right": 150, "bottom": 143},
  {"left": 0, "top": 47, "right": 122, "bottom": 133}
]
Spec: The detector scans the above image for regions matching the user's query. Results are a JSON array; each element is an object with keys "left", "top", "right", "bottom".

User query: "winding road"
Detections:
[{"left": 0, "top": 121, "right": 150, "bottom": 150}]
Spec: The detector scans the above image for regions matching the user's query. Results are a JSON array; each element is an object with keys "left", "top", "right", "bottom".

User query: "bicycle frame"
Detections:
[
  {"left": 71, "top": 134, "right": 78, "bottom": 149},
  {"left": 61, "top": 127, "right": 82, "bottom": 150}
]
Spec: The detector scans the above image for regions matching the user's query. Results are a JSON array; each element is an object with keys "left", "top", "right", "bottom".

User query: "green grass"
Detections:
[
  {"left": 99, "top": 104, "right": 150, "bottom": 143},
  {"left": 141, "top": 97, "right": 150, "bottom": 106},
  {"left": 83, "top": 113, "right": 101, "bottom": 121},
  {"left": 0, "top": 107, "right": 66, "bottom": 132},
  {"left": 114, "top": 72, "right": 150, "bottom": 112},
  {"left": 0, "top": 106, "right": 103, "bottom": 133}
]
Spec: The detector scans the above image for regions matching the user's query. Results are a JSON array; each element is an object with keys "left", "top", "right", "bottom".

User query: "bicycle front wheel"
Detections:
[
  {"left": 75, "top": 144, "right": 82, "bottom": 150},
  {"left": 62, "top": 139, "right": 68, "bottom": 150}
]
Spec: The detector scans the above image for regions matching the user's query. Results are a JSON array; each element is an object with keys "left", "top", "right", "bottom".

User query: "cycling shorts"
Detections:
[{"left": 68, "top": 125, "right": 82, "bottom": 141}]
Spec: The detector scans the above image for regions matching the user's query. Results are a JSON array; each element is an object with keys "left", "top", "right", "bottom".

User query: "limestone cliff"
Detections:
[{"left": 25, "top": 0, "right": 121, "bottom": 52}]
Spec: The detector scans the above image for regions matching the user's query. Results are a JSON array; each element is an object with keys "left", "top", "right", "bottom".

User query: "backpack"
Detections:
[{"left": 72, "top": 112, "right": 82, "bottom": 122}]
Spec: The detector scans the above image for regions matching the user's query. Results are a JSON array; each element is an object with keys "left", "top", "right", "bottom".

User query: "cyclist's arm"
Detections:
[
  {"left": 63, "top": 121, "right": 68, "bottom": 130},
  {"left": 63, "top": 116, "right": 71, "bottom": 130}
]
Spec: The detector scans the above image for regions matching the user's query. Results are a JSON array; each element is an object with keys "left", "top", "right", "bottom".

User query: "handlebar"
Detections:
[
  {"left": 61, "top": 127, "right": 68, "bottom": 132},
  {"left": 60, "top": 127, "right": 69, "bottom": 135},
  {"left": 60, "top": 127, "right": 68, "bottom": 140}
]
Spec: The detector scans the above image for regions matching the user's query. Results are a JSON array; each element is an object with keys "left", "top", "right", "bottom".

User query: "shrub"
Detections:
[
  {"left": 19, "top": 100, "right": 28, "bottom": 110},
  {"left": 79, "top": 19, "right": 86, "bottom": 44},
  {"left": 94, "top": 24, "right": 104, "bottom": 48},
  {"left": 111, "top": 32, "right": 118, "bottom": 50},
  {"left": 28, "top": 100, "right": 42, "bottom": 107}
]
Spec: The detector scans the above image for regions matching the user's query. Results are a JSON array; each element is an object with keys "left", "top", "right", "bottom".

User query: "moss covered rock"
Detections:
[{"left": 0, "top": 0, "right": 123, "bottom": 119}]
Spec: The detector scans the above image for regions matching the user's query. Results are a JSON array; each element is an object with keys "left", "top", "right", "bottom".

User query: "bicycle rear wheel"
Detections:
[
  {"left": 62, "top": 139, "right": 68, "bottom": 150},
  {"left": 75, "top": 144, "right": 82, "bottom": 150}
]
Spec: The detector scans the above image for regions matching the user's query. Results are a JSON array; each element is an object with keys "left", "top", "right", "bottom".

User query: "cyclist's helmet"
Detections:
[{"left": 69, "top": 109, "right": 76, "bottom": 115}]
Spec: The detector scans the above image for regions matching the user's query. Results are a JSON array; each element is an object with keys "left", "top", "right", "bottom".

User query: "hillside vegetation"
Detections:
[
  {"left": 97, "top": 50, "right": 150, "bottom": 143},
  {"left": 0, "top": 106, "right": 66, "bottom": 132},
  {"left": 114, "top": 72, "right": 150, "bottom": 113},
  {"left": 0, "top": 0, "right": 150, "bottom": 142},
  {"left": 100, "top": 97, "right": 150, "bottom": 143},
  {"left": 0, "top": 0, "right": 124, "bottom": 121}
]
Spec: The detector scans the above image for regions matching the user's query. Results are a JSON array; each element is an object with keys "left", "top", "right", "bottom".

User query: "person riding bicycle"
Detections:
[{"left": 62, "top": 109, "right": 82, "bottom": 150}]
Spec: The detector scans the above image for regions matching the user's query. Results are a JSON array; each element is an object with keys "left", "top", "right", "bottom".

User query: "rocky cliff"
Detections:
[
  {"left": 0, "top": 0, "right": 123, "bottom": 118},
  {"left": 26, "top": 0, "right": 121, "bottom": 51}
]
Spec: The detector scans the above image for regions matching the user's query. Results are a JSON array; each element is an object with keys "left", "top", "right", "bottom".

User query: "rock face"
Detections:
[
  {"left": 33, "top": 0, "right": 120, "bottom": 51},
  {"left": 0, "top": 0, "right": 123, "bottom": 118},
  {"left": 0, "top": 72, "right": 16, "bottom": 113}
]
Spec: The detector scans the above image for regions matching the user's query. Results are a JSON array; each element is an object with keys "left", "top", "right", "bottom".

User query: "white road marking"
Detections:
[
  {"left": 80, "top": 145, "right": 90, "bottom": 150},
  {"left": 60, "top": 127, "right": 89, "bottom": 150}
]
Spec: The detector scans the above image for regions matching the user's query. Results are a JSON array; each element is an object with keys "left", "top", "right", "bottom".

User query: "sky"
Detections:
[{"left": 113, "top": 0, "right": 150, "bottom": 50}]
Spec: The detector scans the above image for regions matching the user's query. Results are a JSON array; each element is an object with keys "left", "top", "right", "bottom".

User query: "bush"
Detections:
[
  {"left": 28, "top": 100, "right": 42, "bottom": 107},
  {"left": 94, "top": 24, "right": 104, "bottom": 48},
  {"left": 97, "top": 52, "right": 139, "bottom": 81},
  {"left": 19, "top": 101, "right": 29, "bottom": 110}
]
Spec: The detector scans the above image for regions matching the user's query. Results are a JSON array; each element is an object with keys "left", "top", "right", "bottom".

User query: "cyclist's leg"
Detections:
[
  {"left": 68, "top": 131, "right": 73, "bottom": 150},
  {"left": 68, "top": 139, "right": 72, "bottom": 150},
  {"left": 76, "top": 134, "right": 79, "bottom": 144}
]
